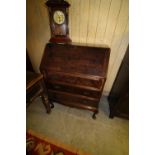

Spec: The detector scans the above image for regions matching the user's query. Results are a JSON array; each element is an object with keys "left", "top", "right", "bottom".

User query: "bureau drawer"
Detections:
[
  {"left": 46, "top": 83, "right": 101, "bottom": 99},
  {"left": 48, "top": 90, "right": 99, "bottom": 108},
  {"left": 46, "top": 72, "right": 104, "bottom": 90}
]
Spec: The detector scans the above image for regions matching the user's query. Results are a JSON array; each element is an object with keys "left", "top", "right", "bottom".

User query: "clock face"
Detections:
[{"left": 53, "top": 10, "right": 65, "bottom": 25}]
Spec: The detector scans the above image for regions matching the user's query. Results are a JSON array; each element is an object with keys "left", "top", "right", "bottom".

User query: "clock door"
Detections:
[{"left": 51, "top": 9, "right": 67, "bottom": 36}]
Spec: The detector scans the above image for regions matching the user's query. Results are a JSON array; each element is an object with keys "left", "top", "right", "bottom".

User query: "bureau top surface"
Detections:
[{"left": 40, "top": 43, "right": 110, "bottom": 77}]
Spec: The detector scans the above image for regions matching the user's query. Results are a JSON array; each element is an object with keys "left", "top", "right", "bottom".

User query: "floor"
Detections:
[{"left": 26, "top": 96, "right": 129, "bottom": 155}]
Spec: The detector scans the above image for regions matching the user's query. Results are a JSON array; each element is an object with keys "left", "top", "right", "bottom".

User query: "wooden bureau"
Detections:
[{"left": 40, "top": 43, "right": 110, "bottom": 119}]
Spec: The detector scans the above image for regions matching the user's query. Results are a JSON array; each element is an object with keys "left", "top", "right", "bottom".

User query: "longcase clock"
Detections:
[{"left": 46, "top": 0, "right": 71, "bottom": 43}]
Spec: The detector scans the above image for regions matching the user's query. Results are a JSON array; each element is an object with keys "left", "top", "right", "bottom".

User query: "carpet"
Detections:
[{"left": 26, "top": 130, "right": 90, "bottom": 155}]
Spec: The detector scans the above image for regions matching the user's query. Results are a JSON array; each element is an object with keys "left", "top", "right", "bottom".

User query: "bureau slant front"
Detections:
[{"left": 40, "top": 43, "right": 110, "bottom": 119}]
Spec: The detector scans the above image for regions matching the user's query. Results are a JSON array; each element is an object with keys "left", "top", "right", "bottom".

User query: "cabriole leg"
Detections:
[{"left": 92, "top": 110, "right": 98, "bottom": 119}]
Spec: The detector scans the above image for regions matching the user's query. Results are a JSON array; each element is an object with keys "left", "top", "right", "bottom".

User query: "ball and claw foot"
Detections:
[
  {"left": 50, "top": 103, "right": 54, "bottom": 109},
  {"left": 92, "top": 111, "right": 98, "bottom": 119}
]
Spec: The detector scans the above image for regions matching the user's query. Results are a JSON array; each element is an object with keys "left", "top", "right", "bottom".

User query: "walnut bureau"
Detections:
[{"left": 40, "top": 43, "right": 110, "bottom": 119}]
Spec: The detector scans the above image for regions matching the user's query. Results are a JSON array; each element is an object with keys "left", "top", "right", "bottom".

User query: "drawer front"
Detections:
[
  {"left": 46, "top": 83, "right": 101, "bottom": 99},
  {"left": 46, "top": 73, "right": 103, "bottom": 90},
  {"left": 48, "top": 90, "right": 99, "bottom": 108}
]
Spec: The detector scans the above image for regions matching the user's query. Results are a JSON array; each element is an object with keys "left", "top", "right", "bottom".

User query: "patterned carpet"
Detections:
[
  {"left": 27, "top": 96, "right": 129, "bottom": 155},
  {"left": 27, "top": 129, "right": 89, "bottom": 155}
]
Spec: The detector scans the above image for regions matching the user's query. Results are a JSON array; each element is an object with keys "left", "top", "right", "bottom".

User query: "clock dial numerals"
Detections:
[{"left": 53, "top": 10, "right": 65, "bottom": 25}]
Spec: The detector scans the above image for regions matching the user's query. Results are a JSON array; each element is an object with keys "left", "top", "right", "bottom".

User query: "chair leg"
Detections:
[
  {"left": 39, "top": 80, "right": 54, "bottom": 113},
  {"left": 41, "top": 94, "right": 51, "bottom": 114}
]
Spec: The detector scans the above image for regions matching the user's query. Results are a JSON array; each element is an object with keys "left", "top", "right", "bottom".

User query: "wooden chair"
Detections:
[{"left": 26, "top": 71, "right": 54, "bottom": 113}]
